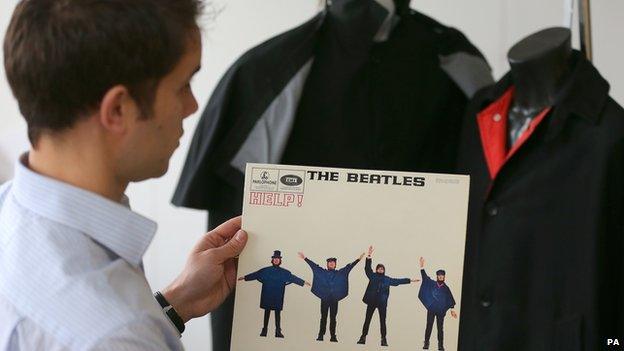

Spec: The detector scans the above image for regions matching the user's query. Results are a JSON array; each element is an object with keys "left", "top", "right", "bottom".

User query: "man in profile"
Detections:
[
  {"left": 298, "top": 250, "right": 365, "bottom": 342},
  {"left": 0, "top": 1, "right": 247, "bottom": 349},
  {"left": 238, "top": 250, "right": 309, "bottom": 338},
  {"left": 418, "top": 257, "right": 458, "bottom": 351},
  {"left": 357, "top": 246, "right": 419, "bottom": 347}
]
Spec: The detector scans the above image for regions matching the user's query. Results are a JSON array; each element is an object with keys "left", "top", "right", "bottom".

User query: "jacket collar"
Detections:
[{"left": 476, "top": 51, "right": 610, "bottom": 131}]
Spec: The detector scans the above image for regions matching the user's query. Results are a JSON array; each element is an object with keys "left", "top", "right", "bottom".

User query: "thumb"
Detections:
[{"left": 212, "top": 230, "right": 248, "bottom": 263}]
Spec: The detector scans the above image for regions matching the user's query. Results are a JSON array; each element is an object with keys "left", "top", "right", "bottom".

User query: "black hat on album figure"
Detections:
[
  {"left": 238, "top": 250, "right": 310, "bottom": 338},
  {"left": 298, "top": 250, "right": 365, "bottom": 342}
]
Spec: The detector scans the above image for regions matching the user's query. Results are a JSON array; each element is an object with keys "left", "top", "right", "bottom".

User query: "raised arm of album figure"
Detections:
[
  {"left": 297, "top": 250, "right": 365, "bottom": 342},
  {"left": 418, "top": 257, "right": 457, "bottom": 351},
  {"left": 357, "top": 246, "right": 419, "bottom": 347},
  {"left": 236, "top": 250, "right": 309, "bottom": 338}
]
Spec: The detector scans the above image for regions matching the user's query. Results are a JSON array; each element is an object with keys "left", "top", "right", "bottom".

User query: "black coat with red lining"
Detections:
[{"left": 457, "top": 51, "right": 624, "bottom": 351}]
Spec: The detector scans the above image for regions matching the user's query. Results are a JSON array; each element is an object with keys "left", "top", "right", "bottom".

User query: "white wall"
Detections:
[{"left": 0, "top": 1, "right": 622, "bottom": 350}]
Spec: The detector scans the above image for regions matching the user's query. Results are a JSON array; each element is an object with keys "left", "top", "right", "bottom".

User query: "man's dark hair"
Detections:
[{"left": 4, "top": 0, "right": 203, "bottom": 145}]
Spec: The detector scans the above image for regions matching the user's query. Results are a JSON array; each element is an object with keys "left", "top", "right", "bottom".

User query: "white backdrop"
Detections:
[{"left": 0, "top": 1, "right": 623, "bottom": 350}]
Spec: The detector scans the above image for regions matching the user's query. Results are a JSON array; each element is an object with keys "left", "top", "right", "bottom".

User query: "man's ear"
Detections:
[{"left": 98, "top": 85, "right": 138, "bottom": 134}]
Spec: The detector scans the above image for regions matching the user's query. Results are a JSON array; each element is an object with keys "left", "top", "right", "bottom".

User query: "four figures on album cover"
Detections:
[{"left": 238, "top": 247, "right": 458, "bottom": 350}]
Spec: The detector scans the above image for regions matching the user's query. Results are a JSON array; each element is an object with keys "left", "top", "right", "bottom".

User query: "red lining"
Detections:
[{"left": 477, "top": 87, "right": 551, "bottom": 180}]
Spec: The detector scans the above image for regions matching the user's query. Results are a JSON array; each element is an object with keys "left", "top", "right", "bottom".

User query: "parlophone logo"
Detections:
[
  {"left": 252, "top": 170, "right": 277, "bottom": 186},
  {"left": 280, "top": 175, "right": 303, "bottom": 186}
]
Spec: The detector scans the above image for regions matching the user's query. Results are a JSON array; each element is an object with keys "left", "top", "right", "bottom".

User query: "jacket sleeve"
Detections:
[
  {"left": 288, "top": 273, "right": 305, "bottom": 287},
  {"left": 447, "top": 287, "right": 456, "bottom": 309},
  {"left": 421, "top": 269, "right": 433, "bottom": 283},
  {"left": 341, "top": 258, "right": 361, "bottom": 274},
  {"left": 388, "top": 277, "right": 411, "bottom": 286},
  {"left": 305, "top": 258, "right": 322, "bottom": 274},
  {"left": 364, "top": 258, "right": 373, "bottom": 279},
  {"left": 244, "top": 268, "right": 265, "bottom": 282}
]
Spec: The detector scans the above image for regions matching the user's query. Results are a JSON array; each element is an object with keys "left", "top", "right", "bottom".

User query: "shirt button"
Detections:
[
  {"left": 485, "top": 202, "right": 499, "bottom": 216},
  {"left": 493, "top": 114, "right": 502, "bottom": 122},
  {"left": 481, "top": 300, "right": 492, "bottom": 308}
]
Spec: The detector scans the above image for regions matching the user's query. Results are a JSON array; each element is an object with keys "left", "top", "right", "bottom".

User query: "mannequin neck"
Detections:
[
  {"left": 508, "top": 27, "right": 573, "bottom": 115},
  {"left": 326, "top": 0, "right": 398, "bottom": 46}
]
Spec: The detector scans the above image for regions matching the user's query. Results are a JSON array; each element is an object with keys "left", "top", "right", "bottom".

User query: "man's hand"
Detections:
[
  {"left": 358, "top": 252, "right": 365, "bottom": 261},
  {"left": 410, "top": 279, "right": 421, "bottom": 283},
  {"left": 419, "top": 257, "right": 425, "bottom": 268},
  {"left": 237, "top": 277, "right": 245, "bottom": 281},
  {"left": 305, "top": 281, "right": 311, "bottom": 287},
  {"left": 298, "top": 252, "right": 306, "bottom": 260},
  {"left": 450, "top": 310, "right": 458, "bottom": 319},
  {"left": 162, "top": 216, "right": 248, "bottom": 323},
  {"left": 368, "top": 246, "right": 374, "bottom": 257}
]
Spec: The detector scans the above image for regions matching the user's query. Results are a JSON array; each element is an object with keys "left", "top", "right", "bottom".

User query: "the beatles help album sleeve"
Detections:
[{"left": 231, "top": 163, "right": 470, "bottom": 351}]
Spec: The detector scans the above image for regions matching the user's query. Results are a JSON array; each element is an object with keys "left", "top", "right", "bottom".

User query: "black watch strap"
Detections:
[{"left": 154, "top": 291, "right": 185, "bottom": 334}]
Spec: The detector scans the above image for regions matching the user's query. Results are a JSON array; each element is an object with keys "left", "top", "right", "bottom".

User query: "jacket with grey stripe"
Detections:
[{"left": 173, "top": 4, "right": 493, "bottom": 212}]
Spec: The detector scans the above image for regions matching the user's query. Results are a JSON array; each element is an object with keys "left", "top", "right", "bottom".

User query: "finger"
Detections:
[
  {"left": 211, "top": 216, "right": 242, "bottom": 241},
  {"left": 211, "top": 230, "right": 248, "bottom": 263},
  {"left": 195, "top": 217, "right": 242, "bottom": 252},
  {"left": 224, "top": 261, "right": 238, "bottom": 290}
]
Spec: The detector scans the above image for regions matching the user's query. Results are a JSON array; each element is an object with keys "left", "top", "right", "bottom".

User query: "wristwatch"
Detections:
[{"left": 154, "top": 291, "right": 185, "bottom": 334}]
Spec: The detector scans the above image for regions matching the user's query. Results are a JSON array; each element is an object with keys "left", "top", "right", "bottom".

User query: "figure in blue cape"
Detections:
[
  {"left": 238, "top": 250, "right": 310, "bottom": 338},
  {"left": 298, "top": 250, "right": 365, "bottom": 342},
  {"left": 418, "top": 257, "right": 457, "bottom": 351},
  {"left": 357, "top": 246, "right": 420, "bottom": 347}
]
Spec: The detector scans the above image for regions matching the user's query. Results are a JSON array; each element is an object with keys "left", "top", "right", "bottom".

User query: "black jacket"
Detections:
[
  {"left": 172, "top": 2, "right": 492, "bottom": 213},
  {"left": 305, "top": 258, "right": 359, "bottom": 302},
  {"left": 419, "top": 269, "right": 456, "bottom": 315},
  {"left": 457, "top": 51, "right": 624, "bottom": 351},
  {"left": 243, "top": 266, "right": 305, "bottom": 311},
  {"left": 362, "top": 258, "right": 411, "bottom": 307}
]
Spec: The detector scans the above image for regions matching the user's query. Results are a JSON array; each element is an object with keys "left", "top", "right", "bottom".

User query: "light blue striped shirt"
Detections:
[{"left": 0, "top": 155, "right": 184, "bottom": 350}]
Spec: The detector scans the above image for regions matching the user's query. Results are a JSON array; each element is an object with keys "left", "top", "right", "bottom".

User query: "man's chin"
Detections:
[
  {"left": 132, "top": 162, "right": 170, "bottom": 182},
  {"left": 154, "top": 161, "right": 170, "bottom": 178}
]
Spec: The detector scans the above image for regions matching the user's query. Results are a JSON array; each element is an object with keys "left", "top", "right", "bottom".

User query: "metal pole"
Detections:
[{"left": 578, "top": 0, "right": 593, "bottom": 61}]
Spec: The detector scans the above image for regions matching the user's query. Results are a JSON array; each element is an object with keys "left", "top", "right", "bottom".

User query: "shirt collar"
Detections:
[{"left": 11, "top": 154, "right": 157, "bottom": 267}]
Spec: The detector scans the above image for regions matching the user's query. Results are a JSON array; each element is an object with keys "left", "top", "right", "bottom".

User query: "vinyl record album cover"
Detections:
[{"left": 231, "top": 163, "right": 470, "bottom": 351}]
